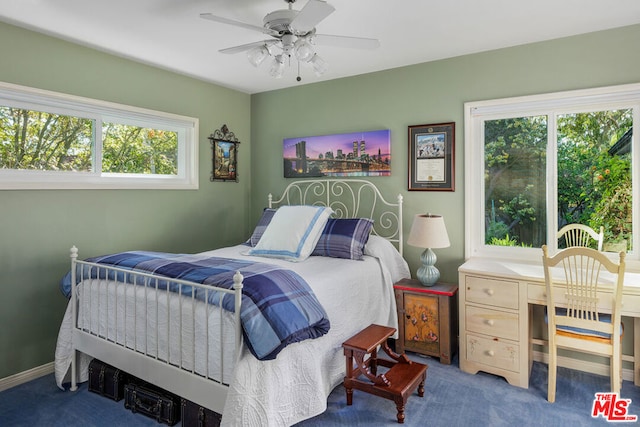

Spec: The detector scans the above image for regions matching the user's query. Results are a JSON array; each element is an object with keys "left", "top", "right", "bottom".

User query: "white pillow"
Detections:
[
  {"left": 248, "top": 205, "right": 333, "bottom": 262},
  {"left": 364, "top": 235, "right": 411, "bottom": 283}
]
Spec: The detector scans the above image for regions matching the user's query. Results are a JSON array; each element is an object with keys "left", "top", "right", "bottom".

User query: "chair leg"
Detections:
[
  {"left": 548, "top": 345, "right": 557, "bottom": 403},
  {"left": 620, "top": 349, "right": 624, "bottom": 387},
  {"left": 611, "top": 352, "right": 621, "bottom": 394}
]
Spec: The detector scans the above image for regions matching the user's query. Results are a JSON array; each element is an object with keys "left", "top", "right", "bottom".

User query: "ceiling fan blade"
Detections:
[
  {"left": 219, "top": 40, "right": 278, "bottom": 54},
  {"left": 290, "top": 0, "right": 336, "bottom": 33},
  {"left": 314, "top": 34, "right": 380, "bottom": 50},
  {"left": 200, "top": 13, "right": 279, "bottom": 37}
]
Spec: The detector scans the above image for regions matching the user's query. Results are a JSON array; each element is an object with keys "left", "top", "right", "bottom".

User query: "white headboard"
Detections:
[{"left": 268, "top": 179, "right": 403, "bottom": 255}]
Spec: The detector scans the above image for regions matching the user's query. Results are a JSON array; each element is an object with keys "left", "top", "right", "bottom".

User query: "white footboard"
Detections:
[{"left": 68, "top": 246, "right": 243, "bottom": 414}]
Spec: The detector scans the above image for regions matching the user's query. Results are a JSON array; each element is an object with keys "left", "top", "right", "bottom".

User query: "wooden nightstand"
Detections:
[{"left": 393, "top": 278, "right": 458, "bottom": 364}]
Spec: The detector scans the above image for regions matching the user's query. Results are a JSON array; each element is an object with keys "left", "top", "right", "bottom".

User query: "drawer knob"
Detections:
[
  {"left": 487, "top": 350, "right": 495, "bottom": 357},
  {"left": 485, "top": 289, "right": 494, "bottom": 296},
  {"left": 486, "top": 319, "right": 495, "bottom": 326}
]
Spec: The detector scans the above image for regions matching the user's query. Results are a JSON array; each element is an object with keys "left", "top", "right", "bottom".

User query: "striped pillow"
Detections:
[
  {"left": 312, "top": 218, "right": 374, "bottom": 260},
  {"left": 545, "top": 307, "right": 623, "bottom": 338},
  {"left": 246, "top": 208, "right": 277, "bottom": 246}
]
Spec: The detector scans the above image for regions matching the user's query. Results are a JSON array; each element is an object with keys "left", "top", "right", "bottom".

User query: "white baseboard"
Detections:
[
  {"left": 532, "top": 350, "right": 634, "bottom": 382},
  {"left": 0, "top": 362, "right": 54, "bottom": 392}
]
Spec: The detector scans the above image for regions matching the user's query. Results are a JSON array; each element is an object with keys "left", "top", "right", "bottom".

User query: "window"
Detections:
[
  {"left": 465, "top": 83, "right": 639, "bottom": 263},
  {"left": 0, "top": 82, "right": 198, "bottom": 189}
]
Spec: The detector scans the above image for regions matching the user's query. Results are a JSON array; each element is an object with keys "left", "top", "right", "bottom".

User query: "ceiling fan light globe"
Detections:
[
  {"left": 309, "top": 54, "right": 328, "bottom": 76},
  {"left": 294, "top": 38, "right": 314, "bottom": 62},
  {"left": 269, "top": 54, "right": 286, "bottom": 78},
  {"left": 247, "top": 45, "right": 270, "bottom": 67}
]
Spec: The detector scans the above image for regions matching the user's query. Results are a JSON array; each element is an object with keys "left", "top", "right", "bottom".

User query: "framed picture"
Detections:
[
  {"left": 283, "top": 129, "right": 391, "bottom": 178},
  {"left": 208, "top": 125, "right": 240, "bottom": 182},
  {"left": 408, "top": 122, "right": 455, "bottom": 191}
]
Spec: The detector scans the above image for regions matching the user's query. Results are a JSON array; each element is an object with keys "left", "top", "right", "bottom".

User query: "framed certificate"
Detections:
[{"left": 408, "top": 122, "right": 455, "bottom": 191}]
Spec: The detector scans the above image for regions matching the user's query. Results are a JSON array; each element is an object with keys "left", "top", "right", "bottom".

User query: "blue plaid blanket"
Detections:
[{"left": 60, "top": 251, "right": 330, "bottom": 360}]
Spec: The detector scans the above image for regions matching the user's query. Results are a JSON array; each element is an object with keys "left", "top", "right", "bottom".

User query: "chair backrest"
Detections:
[
  {"left": 541, "top": 245, "right": 625, "bottom": 339},
  {"left": 556, "top": 224, "right": 604, "bottom": 251}
]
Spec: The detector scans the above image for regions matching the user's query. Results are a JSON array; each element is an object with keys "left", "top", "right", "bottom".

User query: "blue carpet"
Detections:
[
  {"left": 1, "top": 354, "right": 639, "bottom": 426},
  {"left": 299, "top": 354, "right": 640, "bottom": 426}
]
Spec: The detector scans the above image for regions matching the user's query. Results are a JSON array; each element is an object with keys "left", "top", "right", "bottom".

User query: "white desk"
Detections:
[{"left": 458, "top": 257, "right": 640, "bottom": 388}]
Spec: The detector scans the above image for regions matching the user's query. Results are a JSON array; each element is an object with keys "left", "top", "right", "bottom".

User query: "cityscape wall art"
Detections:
[{"left": 283, "top": 129, "right": 391, "bottom": 178}]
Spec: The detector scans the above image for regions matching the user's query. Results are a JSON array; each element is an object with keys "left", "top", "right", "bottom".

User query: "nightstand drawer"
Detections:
[
  {"left": 465, "top": 333, "right": 520, "bottom": 373},
  {"left": 464, "top": 276, "right": 519, "bottom": 309},
  {"left": 465, "top": 305, "right": 519, "bottom": 340}
]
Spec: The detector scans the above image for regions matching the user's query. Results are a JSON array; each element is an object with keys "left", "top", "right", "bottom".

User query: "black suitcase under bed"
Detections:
[
  {"left": 87, "top": 357, "right": 222, "bottom": 426},
  {"left": 87, "top": 358, "right": 127, "bottom": 401}
]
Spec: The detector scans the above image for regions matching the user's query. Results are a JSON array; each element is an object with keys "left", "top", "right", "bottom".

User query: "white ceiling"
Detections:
[{"left": 1, "top": 0, "right": 639, "bottom": 94}]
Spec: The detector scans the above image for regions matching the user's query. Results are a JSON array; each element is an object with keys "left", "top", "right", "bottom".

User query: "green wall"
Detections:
[
  {"left": 250, "top": 24, "right": 640, "bottom": 361},
  {"left": 250, "top": 24, "right": 640, "bottom": 283},
  {"left": 0, "top": 22, "right": 251, "bottom": 379}
]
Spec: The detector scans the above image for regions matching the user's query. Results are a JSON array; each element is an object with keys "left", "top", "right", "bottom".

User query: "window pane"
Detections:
[
  {"left": 102, "top": 123, "right": 178, "bottom": 175},
  {"left": 484, "top": 116, "right": 547, "bottom": 247},
  {"left": 557, "top": 110, "right": 632, "bottom": 252},
  {"left": 0, "top": 106, "right": 93, "bottom": 171}
]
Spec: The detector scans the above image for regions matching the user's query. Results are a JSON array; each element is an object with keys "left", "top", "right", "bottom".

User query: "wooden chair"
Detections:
[
  {"left": 541, "top": 245, "right": 625, "bottom": 403},
  {"left": 557, "top": 224, "right": 604, "bottom": 251}
]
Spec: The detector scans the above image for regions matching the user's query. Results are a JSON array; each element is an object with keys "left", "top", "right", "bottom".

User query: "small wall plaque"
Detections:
[{"left": 209, "top": 124, "right": 240, "bottom": 182}]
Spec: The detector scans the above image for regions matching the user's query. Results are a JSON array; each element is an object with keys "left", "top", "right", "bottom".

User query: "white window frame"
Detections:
[
  {"left": 0, "top": 81, "right": 198, "bottom": 190},
  {"left": 465, "top": 82, "right": 640, "bottom": 265}
]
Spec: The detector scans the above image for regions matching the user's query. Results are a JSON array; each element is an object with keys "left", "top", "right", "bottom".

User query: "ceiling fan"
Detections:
[{"left": 200, "top": 0, "right": 380, "bottom": 80}]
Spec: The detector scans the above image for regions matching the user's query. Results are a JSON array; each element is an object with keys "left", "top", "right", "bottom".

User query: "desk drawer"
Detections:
[
  {"left": 621, "top": 294, "right": 640, "bottom": 316},
  {"left": 465, "top": 333, "right": 520, "bottom": 373},
  {"left": 528, "top": 284, "right": 595, "bottom": 308},
  {"left": 527, "top": 283, "right": 636, "bottom": 315},
  {"left": 465, "top": 305, "right": 519, "bottom": 340},
  {"left": 465, "top": 276, "right": 519, "bottom": 309},
  {"left": 527, "top": 283, "right": 583, "bottom": 307},
  {"left": 527, "top": 282, "right": 546, "bottom": 305},
  {"left": 528, "top": 283, "right": 573, "bottom": 307}
]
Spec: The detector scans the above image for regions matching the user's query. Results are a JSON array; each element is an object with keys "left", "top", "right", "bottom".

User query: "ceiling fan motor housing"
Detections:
[{"left": 264, "top": 9, "right": 308, "bottom": 36}]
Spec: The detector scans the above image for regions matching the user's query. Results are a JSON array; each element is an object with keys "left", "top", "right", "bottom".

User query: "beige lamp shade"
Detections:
[
  {"left": 407, "top": 214, "right": 450, "bottom": 286},
  {"left": 407, "top": 214, "right": 450, "bottom": 249}
]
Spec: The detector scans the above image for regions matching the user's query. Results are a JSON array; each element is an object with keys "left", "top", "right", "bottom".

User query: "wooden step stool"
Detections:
[{"left": 342, "top": 324, "right": 428, "bottom": 424}]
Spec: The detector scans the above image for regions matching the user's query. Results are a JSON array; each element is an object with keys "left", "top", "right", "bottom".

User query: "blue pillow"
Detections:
[
  {"left": 246, "top": 208, "right": 277, "bottom": 247},
  {"left": 312, "top": 218, "right": 374, "bottom": 260}
]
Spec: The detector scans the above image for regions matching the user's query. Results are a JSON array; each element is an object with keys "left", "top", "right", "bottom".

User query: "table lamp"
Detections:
[{"left": 407, "top": 214, "right": 450, "bottom": 286}]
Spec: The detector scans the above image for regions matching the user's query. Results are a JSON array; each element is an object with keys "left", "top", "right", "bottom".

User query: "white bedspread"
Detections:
[
  {"left": 54, "top": 236, "right": 409, "bottom": 427},
  {"left": 218, "top": 236, "right": 408, "bottom": 426}
]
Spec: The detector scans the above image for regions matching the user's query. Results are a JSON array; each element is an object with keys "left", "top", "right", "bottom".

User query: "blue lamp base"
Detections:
[{"left": 416, "top": 247, "right": 440, "bottom": 286}]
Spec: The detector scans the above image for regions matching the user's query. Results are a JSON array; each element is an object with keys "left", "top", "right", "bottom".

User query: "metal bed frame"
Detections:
[{"left": 65, "top": 178, "right": 403, "bottom": 416}]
